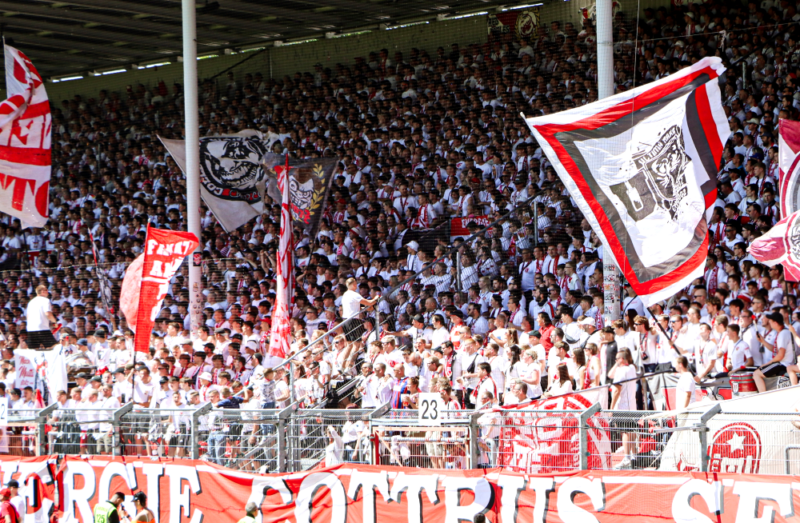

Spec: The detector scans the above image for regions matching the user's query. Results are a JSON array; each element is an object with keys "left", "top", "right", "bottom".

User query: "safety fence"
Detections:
[{"left": 6, "top": 402, "right": 800, "bottom": 475}]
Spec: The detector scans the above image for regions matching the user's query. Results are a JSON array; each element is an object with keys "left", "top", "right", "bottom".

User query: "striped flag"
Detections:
[{"left": 524, "top": 57, "right": 730, "bottom": 305}]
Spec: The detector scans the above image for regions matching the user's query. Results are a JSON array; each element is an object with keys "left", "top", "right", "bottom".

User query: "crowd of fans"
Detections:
[{"left": 0, "top": 0, "right": 797, "bottom": 469}]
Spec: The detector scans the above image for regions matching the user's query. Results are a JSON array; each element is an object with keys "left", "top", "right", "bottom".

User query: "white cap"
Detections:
[
  {"left": 406, "top": 241, "right": 419, "bottom": 252},
  {"left": 199, "top": 372, "right": 213, "bottom": 382}
]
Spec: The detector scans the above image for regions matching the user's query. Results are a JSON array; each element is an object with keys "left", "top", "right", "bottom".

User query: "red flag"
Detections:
[
  {"left": 269, "top": 155, "right": 293, "bottom": 361},
  {"left": 129, "top": 226, "right": 198, "bottom": 353},
  {"left": 0, "top": 45, "right": 51, "bottom": 228}
]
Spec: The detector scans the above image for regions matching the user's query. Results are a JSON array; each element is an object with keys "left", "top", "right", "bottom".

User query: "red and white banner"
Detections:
[
  {"left": 524, "top": 57, "right": 729, "bottom": 306},
  {"left": 450, "top": 215, "right": 490, "bottom": 241},
  {"left": 748, "top": 210, "right": 800, "bottom": 280},
  {"left": 498, "top": 388, "right": 610, "bottom": 473},
  {"left": 0, "top": 46, "right": 51, "bottom": 228},
  {"left": 268, "top": 156, "right": 293, "bottom": 361},
  {"left": 0, "top": 455, "right": 56, "bottom": 523},
  {"left": 121, "top": 226, "right": 198, "bottom": 353},
  {"left": 55, "top": 455, "right": 800, "bottom": 523},
  {"left": 780, "top": 119, "right": 800, "bottom": 217}
]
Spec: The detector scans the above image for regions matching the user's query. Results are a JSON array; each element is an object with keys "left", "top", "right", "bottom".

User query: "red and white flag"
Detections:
[
  {"left": 779, "top": 119, "right": 800, "bottom": 217},
  {"left": 269, "top": 155, "right": 293, "bottom": 362},
  {"left": 524, "top": 57, "right": 729, "bottom": 305},
  {"left": 0, "top": 45, "right": 51, "bottom": 228},
  {"left": 748, "top": 210, "right": 800, "bottom": 281},
  {"left": 120, "top": 226, "right": 198, "bottom": 353}
]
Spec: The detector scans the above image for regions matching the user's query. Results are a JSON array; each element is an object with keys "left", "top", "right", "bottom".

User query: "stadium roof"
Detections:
[{"left": 0, "top": 0, "right": 515, "bottom": 79}]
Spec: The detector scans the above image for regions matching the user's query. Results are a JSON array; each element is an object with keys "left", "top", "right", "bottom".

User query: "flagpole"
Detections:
[
  {"left": 182, "top": 0, "right": 203, "bottom": 337},
  {"left": 597, "top": 0, "right": 620, "bottom": 325}
]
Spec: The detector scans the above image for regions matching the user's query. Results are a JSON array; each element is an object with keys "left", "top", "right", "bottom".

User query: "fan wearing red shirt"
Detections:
[{"left": 0, "top": 488, "right": 19, "bottom": 523}]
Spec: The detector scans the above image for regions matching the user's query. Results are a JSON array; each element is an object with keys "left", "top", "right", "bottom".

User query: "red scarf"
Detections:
[{"left": 443, "top": 353, "right": 454, "bottom": 378}]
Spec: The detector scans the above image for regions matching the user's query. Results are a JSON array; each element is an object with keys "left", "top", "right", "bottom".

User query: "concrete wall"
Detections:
[{"left": 42, "top": 0, "right": 669, "bottom": 103}]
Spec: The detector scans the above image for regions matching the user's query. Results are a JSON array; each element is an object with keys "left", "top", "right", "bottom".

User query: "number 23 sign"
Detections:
[{"left": 418, "top": 393, "right": 444, "bottom": 426}]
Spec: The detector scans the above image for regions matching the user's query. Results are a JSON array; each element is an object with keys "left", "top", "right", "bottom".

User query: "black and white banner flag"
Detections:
[
  {"left": 160, "top": 131, "right": 279, "bottom": 232},
  {"left": 524, "top": 57, "right": 730, "bottom": 305}
]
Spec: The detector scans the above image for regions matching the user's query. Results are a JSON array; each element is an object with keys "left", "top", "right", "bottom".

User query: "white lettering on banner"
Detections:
[
  {"left": 63, "top": 461, "right": 95, "bottom": 523},
  {"left": 671, "top": 480, "right": 723, "bottom": 523},
  {"left": 498, "top": 474, "right": 526, "bottom": 523},
  {"left": 0, "top": 459, "right": 53, "bottom": 523},
  {"left": 58, "top": 460, "right": 800, "bottom": 523},
  {"left": 348, "top": 470, "right": 391, "bottom": 523},
  {"left": 99, "top": 462, "right": 137, "bottom": 510},
  {"left": 294, "top": 472, "right": 347, "bottom": 523},
  {"left": 142, "top": 463, "right": 164, "bottom": 523},
  {"left": 389, "top": 471, "right": 439, "bottom": 523},
  {"left": 528, "top": 478, "right": 555, "bottom": 523},
  {"left": 442, "top": 477, "right": 493, "bottom": 523},
  {"left": 732, "top": 481, "right": 793, "bottom": 522},
  {"left": 165, "top": 465, "right": 202, "bottom": 523},
  {"left": 556, "top": 478, "right": 605, "bottom": 523},
  {"left": 248, "top": 477, "right": 293, "bottom": 523}
]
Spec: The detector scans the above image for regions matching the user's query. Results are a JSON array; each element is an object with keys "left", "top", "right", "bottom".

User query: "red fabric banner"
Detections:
[
  {"left": 0, "top": 46, "right": 51, "bottom": 228},
  {"left": 55, "top": 456, "right": 800, "bottom": 523},
  {"left": 268, "top": 155, "right": 293, "bottom": 361},
  {"left": 132, "top": 226, "right": 199, "bottom": 353},
  {"left": 450, "top": 215, "right": 490, "bottom": 239}
]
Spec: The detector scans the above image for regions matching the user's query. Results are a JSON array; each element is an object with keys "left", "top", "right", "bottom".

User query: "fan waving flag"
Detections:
[
  {"left": 748, "top": 211, "right": 800, "bottom": 281},
  {"left": 268, "top": 155, "right": 293, "bottom": 363},
  {"left": 124, "top": 227, "right": 199, "bottom": 353},
  {"left": 779, "top": 119, "right": 800, "bottom": 217},
  {"left": 0, "top": 45, "right": 51, "bottom": 228},
  {"left": 524, "top": 57, "right": 729, "bottom": 305}
]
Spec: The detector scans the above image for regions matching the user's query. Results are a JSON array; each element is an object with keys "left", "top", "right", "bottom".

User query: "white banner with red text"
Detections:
[{"left": 53, "top": 456, "right": 800, "bottom": 523}]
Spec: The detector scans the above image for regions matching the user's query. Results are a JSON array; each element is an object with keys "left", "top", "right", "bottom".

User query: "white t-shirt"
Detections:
[
  {"left": 342, "top": 290, "right": 363, "bottom": 318},
  {"left": 676, "top": 372, "right": 696, "bottom": 406},
  {"left": 26, "top": 295, "right": 51, "bottom": 331},
  {"left": 613, "top": 364, "right": 638, "bottom": 410},
  {"left": 730, "top": 340, "right": 752, "bottom": 371},
  {"left": 776, "top": 329, "right": 795, "bottom": 367}
]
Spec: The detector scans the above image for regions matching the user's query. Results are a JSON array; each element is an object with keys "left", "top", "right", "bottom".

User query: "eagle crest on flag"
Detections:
[{"left": 611, "top": 125, "right": 691, "bottom": 222}]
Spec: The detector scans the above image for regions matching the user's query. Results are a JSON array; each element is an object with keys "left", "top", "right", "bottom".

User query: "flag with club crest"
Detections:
[{"left": 523, "top": 57, "right": 730, "bottom": 305}]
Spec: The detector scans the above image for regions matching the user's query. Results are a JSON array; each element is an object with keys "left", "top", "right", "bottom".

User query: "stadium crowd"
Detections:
[{"left": 0, "top": 0, "right": 797, "bottom": 469}]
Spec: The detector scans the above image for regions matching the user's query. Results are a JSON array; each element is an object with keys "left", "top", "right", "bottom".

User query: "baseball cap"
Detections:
[{"left": 0, "top": 488, "right": 10, "bottom": 498}]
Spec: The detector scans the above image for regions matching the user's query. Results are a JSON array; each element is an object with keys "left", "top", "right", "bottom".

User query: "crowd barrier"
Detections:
[{"left": 7, "top": 401, "right": 800, "bottom": 476}]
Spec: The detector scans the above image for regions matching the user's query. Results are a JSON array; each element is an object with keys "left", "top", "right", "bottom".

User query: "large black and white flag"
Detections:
[
  {"left": 524, "top": 57, "right": 729, "bottom": 305},
  {"left": 159, "top": 131, "right": 280, "bottom": 232}
]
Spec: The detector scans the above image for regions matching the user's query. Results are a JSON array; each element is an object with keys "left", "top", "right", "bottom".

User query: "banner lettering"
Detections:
[{"left": 52, "top": 457, "right": 800, "bottom": 523}]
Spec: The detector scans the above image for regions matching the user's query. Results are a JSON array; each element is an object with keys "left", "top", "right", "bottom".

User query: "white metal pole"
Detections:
[
  {"left": 596, "top": 0, "right": 620, "bottom": 324},
  {"left": 182, "top": 0, "right": 203, "bottom": 335}
]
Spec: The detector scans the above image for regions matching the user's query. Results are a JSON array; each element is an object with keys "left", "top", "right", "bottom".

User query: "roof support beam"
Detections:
[
  {"left": 0, "top": 2, "right": 235, "bottom": 42},
  {"left": 36, "top": 0, "right": 291, "bottom": 34}
]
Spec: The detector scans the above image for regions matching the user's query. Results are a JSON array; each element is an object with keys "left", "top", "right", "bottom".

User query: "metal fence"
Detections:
[{"left": 12, "top": 402, "right": 800, "bottom": 475}]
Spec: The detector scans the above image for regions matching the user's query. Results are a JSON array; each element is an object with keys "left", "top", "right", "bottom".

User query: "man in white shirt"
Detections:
[
  {"left": 341, "top": 277, "right": 380, "bottom": 342},
  {"left": 26, "top": 285, "right": 58, "bottom": 349},
  {"left": 610, "top": 349, "right": 638, "bottom": 470},
  {"left": 754, "top": 312, "right": 796, "bottom": 392}
]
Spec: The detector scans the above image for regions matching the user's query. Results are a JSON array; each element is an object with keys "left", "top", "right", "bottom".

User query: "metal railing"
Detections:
[{"left": 15, "top": 402, "right": 800, "bottom": 476}]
